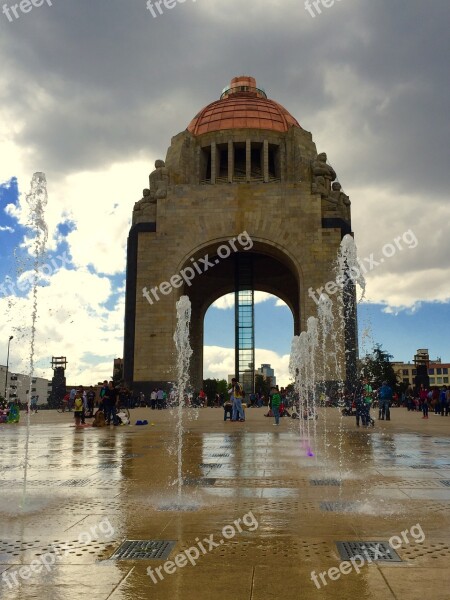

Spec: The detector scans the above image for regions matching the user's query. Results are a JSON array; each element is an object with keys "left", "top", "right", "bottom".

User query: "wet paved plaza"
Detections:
[{"left": 1, "top": 408, "right": 450, "bottom": 599}]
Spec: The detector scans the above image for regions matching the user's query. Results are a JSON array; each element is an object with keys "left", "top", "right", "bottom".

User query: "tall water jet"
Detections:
[
  {"left": 318, "top": 293, "right": 334, "bottom": 464},
  {"left": 336, "top": 234, "right": 366, "bottom": 387},
  {"left": 306, "top": 316, "right": 319, "bottom": 458},
  {"left": 173, "top": 295, "right": 193, "bottom": 503},
  {"left": 289, "top": 335, "right": 304, "bottom": 439},
  {"left": 21, "top": 172, "right": 48, "bottom": 509},
  {"left": 335, "top": 234, "right": 366, "bottom": 489},
  {"left": 288, "top": 234, "right": 365, "bottom": 472}
]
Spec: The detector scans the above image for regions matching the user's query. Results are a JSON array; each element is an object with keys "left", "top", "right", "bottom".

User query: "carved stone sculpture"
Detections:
[
  {"left": 311, "top": 152, "right": 336, "bottom": 198},
  {"left": 149, "top": 159, "right": 169, "bottom": 200},
  {"left": 329, "top": 181, "right": 351, "bottom": 220},
  {"left": 133, "top": 188, "right": 156, "bottom": 224}
]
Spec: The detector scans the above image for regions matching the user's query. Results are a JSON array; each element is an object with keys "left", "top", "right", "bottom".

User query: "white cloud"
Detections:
[
  {"left": 0, "top": 267, "right": 123, "bottom": 383},
  {"left": 203, "top": 345, "right": 292, "bottom": 387},
  {"left": 349, "top": 186, "right": 450, "bottom": 311},
  {"left": 212, "top": 291, "right": 287, "bottom": 310}
]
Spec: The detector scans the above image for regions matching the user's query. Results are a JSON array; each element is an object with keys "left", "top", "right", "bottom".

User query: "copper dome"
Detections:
[{"left": 187, "top": 76, "right": 300, "bottom": 136}]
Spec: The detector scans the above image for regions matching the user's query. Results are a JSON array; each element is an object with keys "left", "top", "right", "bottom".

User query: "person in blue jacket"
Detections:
[{"left": 378, "top": 381, "right": 393, "bottom": 421}]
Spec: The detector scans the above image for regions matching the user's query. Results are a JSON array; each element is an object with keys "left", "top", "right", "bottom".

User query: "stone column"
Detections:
[
  {"left": 211, "top": 141, "right": 217, "bottom": 184},
  {"left": 228, "top": 140, "right": 234, "bottom": 183},
  {"left": 246, "top": 139, "right": 251, "bottom": 182},
  {"left": 263, "top": 139, "right": 269, "bottom": 182}
]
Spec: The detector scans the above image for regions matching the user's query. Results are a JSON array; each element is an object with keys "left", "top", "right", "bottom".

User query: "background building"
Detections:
[
  {"left": 393, "top": 349, "right": 449, "bottom": 387},
  {"left": 0, "top": 365, "right": 51, "bottom": 405},
  {"left": 255, "top": 363, "right": 276, "bottom": 386}
]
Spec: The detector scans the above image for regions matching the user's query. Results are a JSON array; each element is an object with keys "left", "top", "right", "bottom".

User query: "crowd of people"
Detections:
[
  {"left": 339, "top": 381, "right": 450, "bottom": 427},
  {"left": 404, "top": 384, "right": 449, "bottom": 418},
  {"left": 5, "top": 376, "right": 447, "bottom": 431}
]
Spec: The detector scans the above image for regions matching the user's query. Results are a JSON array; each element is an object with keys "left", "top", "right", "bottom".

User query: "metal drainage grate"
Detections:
[
  {"left": 199, "top": 463, "right": 223, "bottom": 469},
  {"left": 110, "top": 540, "right": 176, "bottom": 560},
  {"left": 336, "top": 541, "right": 402, "bottom": 562},
  {"left": 60, "top": 479, "right": 92, "bottom": 487},
  {"left": 208, "top": 453, "right": 231, "bottom": 458},
  {"left": 122, "top": 453, "right": 143, "bottom": 459},
  {"left": 410, "top": 465, "right": 443, "bottom": 469},
  {"left": 440, "top": 480, "right": 450, "bottom": 487},
  {"left": 320, "top": 502, "right": 356, "bottom": 512},
  {"left": 310, "top": 479, "right": 341, "bottom": 486},
  {"left": 183, "top": 478, "right": 216, "bottom": 486}
]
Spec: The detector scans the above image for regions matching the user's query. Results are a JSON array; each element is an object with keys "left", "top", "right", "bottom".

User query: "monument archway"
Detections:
[
  {"left": 175, "top": 240, "right": 301, "bottom": 389},
  {"left": 123, "top": 76, "right": 355, "bottom": 394}
]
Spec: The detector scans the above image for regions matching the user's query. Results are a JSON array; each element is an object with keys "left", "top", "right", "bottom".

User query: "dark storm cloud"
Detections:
[{"left": 0, "top": 0, "right": 448, "bottom": 196}]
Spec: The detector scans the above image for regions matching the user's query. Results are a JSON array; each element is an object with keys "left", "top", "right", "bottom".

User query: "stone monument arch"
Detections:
[{"left": 123, "top": 76, "right": 355, "bottom": 393}]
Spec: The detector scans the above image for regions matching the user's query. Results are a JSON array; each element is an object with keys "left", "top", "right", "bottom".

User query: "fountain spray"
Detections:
[{"left": 173, "top": 295, "right": 193, "bottom": 503}]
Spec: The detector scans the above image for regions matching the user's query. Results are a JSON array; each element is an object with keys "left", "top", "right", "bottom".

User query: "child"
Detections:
[
  {"left": 223, "top": 400, "right": 233, "bottom": 421},
  {"left": 73, "top": 393, "right": 83, "bottom": 426},
  {"left": 270, "top": 386, "right": 281, "bottom": 426}
]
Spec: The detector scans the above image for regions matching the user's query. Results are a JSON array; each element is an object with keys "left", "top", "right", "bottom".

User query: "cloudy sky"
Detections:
[{"left": 0, "top": 0, "right": 449, "bottom": 388}]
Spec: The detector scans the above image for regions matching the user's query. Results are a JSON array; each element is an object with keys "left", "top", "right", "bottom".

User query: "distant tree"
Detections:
[
  {"left": 284, "top": 382, "right": 296, "bottom": 395},
  {"left": 360, "top": 344, "right": 398, "bottom": 389},
  {"left": 216, "top": 379, "right": 228, "bottom": 395},
  {"left": 203, "top": 378, "right": 218, "bottom": 400}
]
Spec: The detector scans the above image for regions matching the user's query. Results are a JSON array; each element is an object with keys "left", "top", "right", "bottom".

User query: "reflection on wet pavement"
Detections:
[{"left": 1, "top": 409, "right": 450, "bottom": 599}]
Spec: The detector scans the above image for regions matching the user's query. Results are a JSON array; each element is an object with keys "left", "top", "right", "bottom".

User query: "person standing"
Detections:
[
  {"left": 103, "top": 381, "right": 118, "bottom": 425},
  {"left": 419, "top": 385, "right": 428, "bottom": 419},
  {"left": 87, "top": 386, "right": 96, "bottom": 417},
  {"left": 150, "top": 388, "right": 157, "bottom": 410},
  {"left": 420, "top": 387, "right": 429, "bottom": 419},
  {"left": 99, "top": 380, "right": 108, "bottom": 410},
  {"left": 270, "top": 386, "right": 281, "bottom": 426},
  {"left": 30, "top": 395, "right": 38, "bottom": 414},
  {"left": 69, "top": 387, "right": 77, "bottom": 411},
  {"left": 156, "top": 388, "right": 164, "bottom": 409},
  {"left": 73, "top": 392, "right": 83, "bottom": 427},
  {"left": 378, "top": 381, "right": 393, "bottom": 421},
  {"left": 228, "top": 378, "right": 245, "bottom": 422},
  {"left": 440, "top": 386, "right": 448, "bottom": 416}
]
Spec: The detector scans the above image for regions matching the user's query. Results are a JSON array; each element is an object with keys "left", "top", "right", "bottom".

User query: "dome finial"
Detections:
[{"left": 220, "top": 76, "right": 267, "bottom": 100}]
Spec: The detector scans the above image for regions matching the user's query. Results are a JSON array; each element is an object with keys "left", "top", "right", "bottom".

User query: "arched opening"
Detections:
[
  {"left": 203, "top": 291, "right": 295, "bottom": 391},
  {"left": 174, "top": 241, "right": 302, "bottom": 389}
]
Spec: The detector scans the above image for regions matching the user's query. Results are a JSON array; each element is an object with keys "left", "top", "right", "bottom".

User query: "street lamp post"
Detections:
[{"left": 4, "top": 335, "right": 13, "bottom": 399}]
